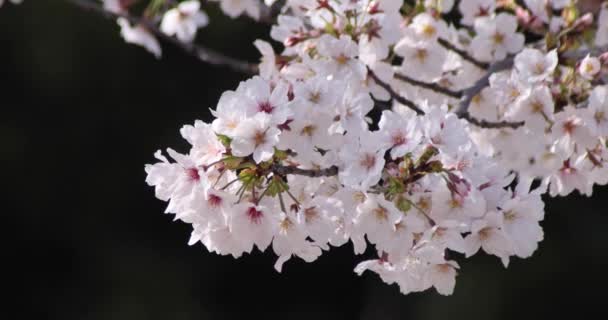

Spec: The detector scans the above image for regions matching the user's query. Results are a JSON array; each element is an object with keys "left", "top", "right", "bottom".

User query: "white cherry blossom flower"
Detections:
[
  {"left": 424, "top": 260, "right": 459, "bottom": 295},
  {"left": 338, "top": 132, "right": 387, "bottom": 190},
  {"left": 117, "top": 18, "right": 162, "bottom": 58},
  {"left": 579, "top": 55, "right": 601, "bottom": 80},
  {"left": 464, "top": 211, "right": 514, "bottom": 267},
  {"left": 160, "top": 0, "right": 209, "bottom": 42},
  {"left": 377, "top": 110, "right": 421, "bottom": 159},
  {"left": 586, "top": 85, "right": 608, "bottom": 136},
  {"left": 514, "top": 48, "right": 558, "bottom": 83},
  {"left": 230, "top": 113, "right": 281, "bottom": 163},
  {"left": 394, "top": 36, "right": 447, "bottom": 81},
  {"left": 254, "top": 40, "right": 278, "bottom": 80},
  {"left": 213, "top": 0, "right": 260, "bottom": 20},
  {"left": 470, "top": 13, "right": 524, "bottom": 61},
  {"left": 458, "top": 0, "right": 495, "bottom": 26},
  {"left": 229, "top": 202, "right": 277, "bottom": 252}
]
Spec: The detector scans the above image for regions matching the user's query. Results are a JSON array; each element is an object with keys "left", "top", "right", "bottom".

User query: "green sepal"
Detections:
[
  {"left": 222, "top": 156, "right": 244, "bottom": 170},
  {"left": 395, "top": 196, "right": 412, "bottom": 214},
  {"left": 216, "top": 134, "right": 232, "bottom": 148}
]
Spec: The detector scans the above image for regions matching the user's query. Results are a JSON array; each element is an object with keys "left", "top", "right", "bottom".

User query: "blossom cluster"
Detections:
[
  {"left": 84, "top": 0, "right": 608, "bottom": 295},
  {"left": 102, "top": 0, "right": 270, "bottom": 58}
]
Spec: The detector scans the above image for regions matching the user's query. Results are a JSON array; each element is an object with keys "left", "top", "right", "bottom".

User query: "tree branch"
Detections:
[
  {"left": 453, "top": 56, "right": 525, "bottom": 129},
  {"left": 454, "top": 56, "right": 515, "bottom": 117},
  {"left": 68, "top": 0, "right": 259, "bottom": 75},
  {"left": 271, "top": 164, "right": 339, "bottom": 177},
  {"left": 459, "top": 113, "right": 524, "bottom": 129},
  {"left": 394, "top": 72, "right": 463, "bottom": 98},
  {"left": 438, "top": 38, "right": 490, "bottom": 70},
  {"left": 368, "top": 70, "right": 425, "bottom": 115},
  {"left": 561, "top": 45, "right": 608, "bottom": 60}
]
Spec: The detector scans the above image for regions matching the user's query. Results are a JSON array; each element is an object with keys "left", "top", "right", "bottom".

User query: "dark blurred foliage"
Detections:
[{"left": 2, "top": 1, "right": 608, "bottom": 319}]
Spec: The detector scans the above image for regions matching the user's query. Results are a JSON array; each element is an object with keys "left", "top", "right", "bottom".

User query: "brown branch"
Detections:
[
  {"left": 453, "top": 56, "right": 524, "bottom": 129},
  {"left": 368, "top": 70, "right": 425, "bottom": 115},
  {"left": 271, "top": 164, "right": 339, "bottom": 177},
  {"left": 459, "top": 113, "right": 524, "bottom": 129},
  {"left": 561, "top": 45, "right": 608, "bottom": 60},
  {"left": 394, "top": 73, "right": 463, "bottom": 98},
  {"left": 68, "top": 0, "right": 259, "bottom": 75},
  {"left": 438, "top": 38, "right": 490, "bottom": 70}
]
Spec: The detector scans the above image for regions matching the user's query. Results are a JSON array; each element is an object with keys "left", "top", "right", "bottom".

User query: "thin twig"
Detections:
[
  {"left": 68, "top": 0, "right": 259, "bottom": 75},
  {"left": 561, "top": 45, "right": 608, "bottom": 60},
  {"left": 368, "top": 70, "right": 425, "bottom": 115},
  {"left": 459, "top": 113, "right": 524, "bottom": 129},
  {"left": 454, "top": 56, "right": 515, "bottom": 117},
  {"left": 394, "top": 72, "right": 463, "bottom": 98},
  {"left": 438, "top": 38, "right": 490, "bottom": 70},
  {"left": 271, "top": 164, "right": 339, "bottom": 177},
  {"left": 454, "top": 54, "right": 525, "bottom": 129}
]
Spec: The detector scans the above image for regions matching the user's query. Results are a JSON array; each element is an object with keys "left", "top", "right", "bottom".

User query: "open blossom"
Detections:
[
  {"left": 514, "top": 48, "right": 558, "bottom": 83},
  {"left": 465, "top": 211, "right": 514, "bottom": 267},
  {"left": 230, "top": 113, "right": 281, "bottom": 163},
  {"left": 551, "top": 106, "right": 596, "bottom": 156},
  {"left": 338, "top": 132, "right": 387, "bottom": 190},
  {"left": 316, "top": 35, "right": 366, "bottom": 80},
  {"left": 136, "top": 0, "right": 608, "bottom": 298},
  {"left": 212, "top": 0, "right": 260, "bottom": 20},
  {"left": 470, "top": 13, "right": 525, "bottom": 61},
  {"left": 377, "top": 110, "right": 421, "bottom": 159},
  {"left": 394, "top": 36, "right": 447, "bottom": 81},
  {"left": 586, "top": 85, "right": 608, "bottom": 136},
  {"left": 254, "top": 40, "right": 278, "bottom": 80},
  {"left": 160, "top": 0, "right": 209, "bottom": 42},
  {"left": 506, "top": 85, "right": 554, "bottom": 132},
  {"left": 579, "top": 55, "right": 601, "bottom": 80},
  {"left": 596, "top": 3, "right": 608, "bottom": 46},
  {"left": 458, "top": 0, "right": 495, "bottom": 25}
]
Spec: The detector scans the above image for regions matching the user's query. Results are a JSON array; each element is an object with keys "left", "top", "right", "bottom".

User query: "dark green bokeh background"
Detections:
[{"left": 3, "top": 1, "right": 608, "bottom": 319}]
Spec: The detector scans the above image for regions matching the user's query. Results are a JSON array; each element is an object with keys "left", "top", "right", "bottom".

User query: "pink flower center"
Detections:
[
  {"left": 560, "top": 160, "right": 576, "bottom": 175},
  {"left": 563, "top": 120, "right": 577, "bottom": 134},
  {"left": 246, "top": 207, "right": 264, "bottom": 224},
  {"left": 186, "top": 168, "right": 200, "bottom": 181},
  {"left": 360, "top": 153, "right": 376, "bottom": 170},
  {"left": 208, "top": 194, "right": 222, "bottom": 208},
  {"left": 258, "top": 101, "right": 274, "bottom": 113},
  {"left": 391, "top": 132, "right": 407, "bottom": 146}
]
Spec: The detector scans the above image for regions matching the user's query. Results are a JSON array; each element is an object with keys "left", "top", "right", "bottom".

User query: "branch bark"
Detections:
[
  {"left": 68, "top": 0, "right": 259, "bottom": 75},
  {"left": 271, "top": 164, "right": 339, "bottom": 177},
  {"left": 368, "top": 70, "right": 425, "bottom": 115},
  {"left": 438, "top": 38, "right": 490, "bottom": 70},
  {"left": 394, "top": 72, "right": 462, "bottom": 98},
  {"left": 454, "top": 56, "right": 515, "bottom": 117}
]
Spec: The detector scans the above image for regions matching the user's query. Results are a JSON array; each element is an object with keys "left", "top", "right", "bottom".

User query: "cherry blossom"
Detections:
[
  {"left": 160, "top": 0, "right": 209, "bottom": 42},
  {"left": 117, "top": 18, "right": 162, "bottom": 58},
  {"left": 44, "top": 0, "right": 608, "bottom": 296}
]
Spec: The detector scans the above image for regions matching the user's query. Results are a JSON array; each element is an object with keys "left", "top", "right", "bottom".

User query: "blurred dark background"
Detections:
[{"left": 3, "top": 1, "right": 608, "bottom": 319}]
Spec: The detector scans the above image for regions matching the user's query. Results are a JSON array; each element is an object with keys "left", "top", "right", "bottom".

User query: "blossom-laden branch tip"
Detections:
[{"left": 68, "top": 0, "right": 258, "bottom": 74}]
